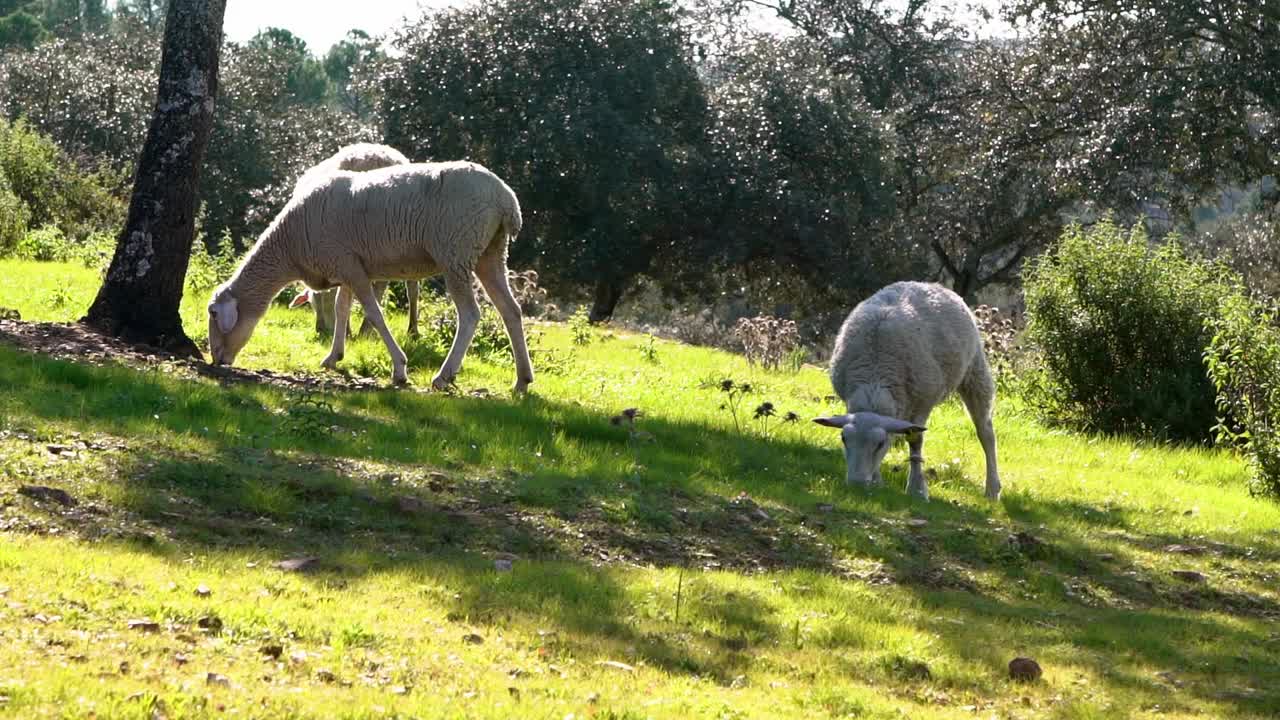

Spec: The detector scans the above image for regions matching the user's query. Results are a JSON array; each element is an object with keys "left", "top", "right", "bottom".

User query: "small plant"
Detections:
[
  {"left": 569, "top": 307, "right": 594, "bottom": 346},
  {"left": 734, "top": 315, "right": 801, "bottom": 370},
  {"left": 753, "top": 401, "right": 776, "bottom": 436},
  {"left": 44, "top": 282, "right": 74, "bottom": 309},
  {"left": 609, "top": 407, "right": 652, "bottom": 443},
  {"left": 284, "top": 390, "right": 336, "bottom": 440},
  {"left": 526, "top": 331, "right": 575, "bottom": 376},
  {"left": 717, "top": 379, "right": 752, "bottom": 433},
  {"left": 74, "top": 231, "right": 115, "bottom": 272},
  {"left": 186, "top": 228, "right": 240, "bottom": 293},
  {"left": 507, "top": 269, "right": 549, "bottom": 317},
  {"left": 639, "top": 334, "right": 659, "bottom": 364}
]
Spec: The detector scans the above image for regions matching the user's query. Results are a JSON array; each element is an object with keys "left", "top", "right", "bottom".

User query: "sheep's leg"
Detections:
[
  {"left": 321, "top": 286, "right": 354, "bottom": 370},
  {"left": 406, "top": 280, "right": 420, "bottom": 338},
  {"left": 348, "top": 276, "right": 409, "bottom": 385},
  {"left": 433, "top": 270, "right": 481, "bottom": 391},
  {"left": 960, "top": 354, "right": 1001, "bottom": 500},
  {"left": 357, "top": 281, "right": 389, "bottom": 338},
  {"left": 905, "top": 430, "right": 928, "bottom": 501},
  {"left": 475, "top": 255, "right": 534, "bottom": 393}
]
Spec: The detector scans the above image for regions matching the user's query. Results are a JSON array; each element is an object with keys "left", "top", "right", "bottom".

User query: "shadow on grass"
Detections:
[{"left": 2, "top": 344, "right": 1279, "bottom": 709}]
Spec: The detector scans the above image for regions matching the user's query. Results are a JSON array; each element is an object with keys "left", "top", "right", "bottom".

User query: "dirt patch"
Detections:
[{"left": 0, "top": 318, "right": 388, "bottom": 392}]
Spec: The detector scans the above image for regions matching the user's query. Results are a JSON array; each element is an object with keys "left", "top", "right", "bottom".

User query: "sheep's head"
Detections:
[
  {"left": 207, "top": 285, "right": 257, "bottom": 366},
  {"left": 813, "top": 412, "right": 925, "bottom": 487}
]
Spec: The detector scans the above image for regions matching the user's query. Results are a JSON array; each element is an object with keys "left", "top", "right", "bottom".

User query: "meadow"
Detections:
[{"left": 0, "top": 258, "right": 1277, "bottom": 719}]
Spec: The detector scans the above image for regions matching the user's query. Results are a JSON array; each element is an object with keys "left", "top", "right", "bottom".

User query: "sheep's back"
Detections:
[
  {"left": 304, "top": 162, "right": 518, "bottom": 278},
  {"left": 829, "top": 282, "right": 981, "bottom": 416}
]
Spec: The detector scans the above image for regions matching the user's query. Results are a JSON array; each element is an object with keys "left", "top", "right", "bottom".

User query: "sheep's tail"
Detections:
[{"left": 501, "top": 188, "right": 523, "bottom": 244}]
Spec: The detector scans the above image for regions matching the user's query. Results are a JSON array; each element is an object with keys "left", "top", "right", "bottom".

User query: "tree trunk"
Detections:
[
  {"left": 81, "top": 0, "right": 227, "bottom": 357},
  {"left": 589, "top": 279, "right": 627, "bottom": 323}
]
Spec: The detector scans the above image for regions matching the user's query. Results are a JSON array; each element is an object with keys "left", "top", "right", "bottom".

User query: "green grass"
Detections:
[{"left": 1, "top": 258, "right": 1278, "bottom": 719}]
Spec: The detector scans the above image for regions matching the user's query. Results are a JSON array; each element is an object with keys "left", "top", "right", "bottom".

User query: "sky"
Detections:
[{"left": 213, "top": 0, "right": 1009, "bottom": 56}]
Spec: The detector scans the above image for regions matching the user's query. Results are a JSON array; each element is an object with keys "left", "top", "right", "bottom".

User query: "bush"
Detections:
[
  {"left": 1022, "top": 219, "right": 1240, "bottom": 442},
  {"left": 1205, "top": 293, "right": 1280, "bottom": 497},
  {"left": 0, "top": 173, "right": 29, "bottom": 252},
  {"left": 0, "top": 117, "right": 124, "bottom": 247},
  {"left": 15, "top": 225, "right": 72, "bottom": 262}
]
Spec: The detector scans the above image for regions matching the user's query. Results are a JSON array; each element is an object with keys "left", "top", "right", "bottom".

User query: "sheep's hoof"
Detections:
[
  {"left": 985, "top": 485, "right": 1002, "bottom": 501},
  {"left": 320, "top": 356, "right": 342, "bottom": 371},
  {"left": 392, "top": 374, "right": 410, "bottom": 386},
  {"left": 431, "top": 375, "right": 456, "bottom": 393}
]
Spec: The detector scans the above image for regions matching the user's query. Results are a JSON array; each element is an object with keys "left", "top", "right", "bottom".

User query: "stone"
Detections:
[{"left": 1009, "top": 657, "right": 1042, "bottom": 682}]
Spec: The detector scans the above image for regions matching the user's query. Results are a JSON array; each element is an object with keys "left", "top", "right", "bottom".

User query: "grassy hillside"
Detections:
[{"left": 1, "top": 259, "right": 1278, "bottom": 719}]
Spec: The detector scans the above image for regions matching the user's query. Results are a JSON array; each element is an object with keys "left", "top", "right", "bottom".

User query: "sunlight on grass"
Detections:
[{"left": 1, "top": 260, "right": 1278, "bottom": 719}]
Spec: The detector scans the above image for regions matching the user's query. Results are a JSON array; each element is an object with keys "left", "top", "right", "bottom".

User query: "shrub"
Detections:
[
  {"left": 15, "top": 225, "right": 72, "bottom": 262},
  {"left": 0, "top": 118, "right": 124, "bottom": 243},
  {"left": 1022, "top": 219, "right": 1240, "bottom": 442},
  {"left": 0, "top": 173, "right": 29, "bottom": 252},
  {"left": 733, "top": 315, "right": 801, "bottom": 371},
  {"left": 1205, "top": 293, "right": 1280, "bottom": 497}
]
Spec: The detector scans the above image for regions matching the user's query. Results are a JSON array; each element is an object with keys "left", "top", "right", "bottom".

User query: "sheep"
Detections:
[
  {"left": 813, "top": 281, "right": 1000, "bottom": 501},
  {"left": 288, "top": 143, "right": 423, "bottom": 338},
  {"left": 207, "top": 160, "right": 534, "bottom": 392}
]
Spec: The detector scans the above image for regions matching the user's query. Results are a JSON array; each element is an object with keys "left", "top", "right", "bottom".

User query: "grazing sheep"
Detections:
[
  {"left": 207, "top": 161, "right": 534, "bottom": 392},
  {"left": 289, "top": 143, "right": 422, "bottom": 338},
  {"left": 813, "top": 281, "right": 1000, "bottom": 500}
]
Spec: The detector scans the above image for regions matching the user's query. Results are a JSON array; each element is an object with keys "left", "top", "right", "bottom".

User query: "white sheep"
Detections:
[
  {"left": 288, "top": 143, "right": 423, "bottom": 338},
  {"left": 207, "top": 161, "right": 534, "bottom": 392},
  {"left": 813, "top": 281, "right": 1000, "bottom": 500}
]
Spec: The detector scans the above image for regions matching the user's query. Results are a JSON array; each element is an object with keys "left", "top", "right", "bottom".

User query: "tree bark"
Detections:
[
  {"left": 589, "top": 279, "right": 627, "bottom": 323},
  {"left": 81, "top": 0, "right": 227, "bottom": 357}
]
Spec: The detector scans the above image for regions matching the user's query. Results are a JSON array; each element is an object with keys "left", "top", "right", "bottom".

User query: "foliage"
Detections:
[
  {"left": 13, "top": 224, "right": 68, "bottom": 261},
  {"left": 696, "top": 35, "right": 908, "bottom": 314},
  {"left": 0, "top": 26, "right": 158, "bottom": 167},
  {"left": 506, "top": 269, "right": 550, "bottom": 318},
  {"left": 322, "top": 28, "right": 382, "bottom": 118},
  {"left": 0, "top": 8, "right": 44, "bottom": 49},
  {"left": 202, "top": 37, "right": 374, "bottom": 243},
  {"left": 569, "top": 307, "right": 594, "bottom": 346},
  {"left": 972, "top": 304, "right": 1024, "bottom": 389},
  {"left": 283, "top": 389, "right": 337, "bottom": 440},
  {"left": 0, "top": 117, "right": 124, "bottom": 245},
  {"left": 0, "top": 21, "right": 372, "bottom": 247},
  {"left": 185, "top": 228, "right": 240, "bottom": 293},
  {"left": 733, "top": 314, "right": 801, "bottom": 371},
  {"left": 1023, "top": 219, "right": 1241, "bottom": 442},
  {"left": 247, "top": 27, "right": 330, "bottom": 105},
  {"left": 1187, "top": 185, "right": 1280, "bottom": 298},
  {"left": 639, "top": 334, "right": 659, "bottom": 365},
  {"left": 0, "top": 170, "right": 30, "bottom": 251},
  {"left": 1205, "top": 293, "right": 1280, "bottom": 498},
  {"left": 383, "top": 0, "right": 713, "bottom": 320},
  {"left": 414, "top": 289, "right": 515, "bottom": 365}
]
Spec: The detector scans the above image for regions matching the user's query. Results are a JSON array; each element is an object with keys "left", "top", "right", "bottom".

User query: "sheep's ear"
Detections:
[
  {"left": 210, "top": 297, "right": 238, "bottom": 334},
  {"left": 289, "top": 291, "right": 311, "bottom": 309},
  {"left": 812, "top": 414, "right": 854, "bottom": 428}
]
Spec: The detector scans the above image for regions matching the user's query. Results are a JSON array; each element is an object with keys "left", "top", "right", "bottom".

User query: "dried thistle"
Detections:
[{"left": 733, "top": 315, "right": 801, "bottom": 370}]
